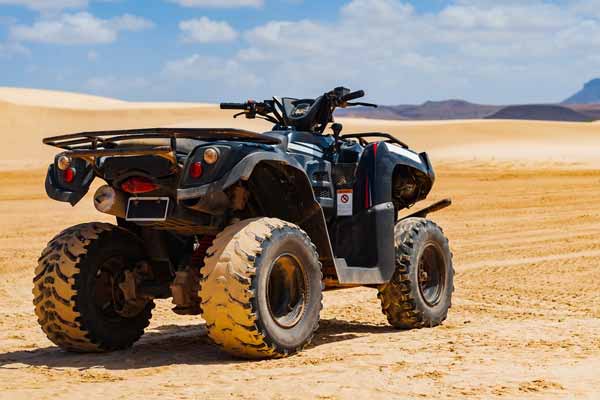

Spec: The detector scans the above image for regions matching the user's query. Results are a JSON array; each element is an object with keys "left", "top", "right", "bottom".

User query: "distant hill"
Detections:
[
  {"left": 563, "top": 79, "right": 600, "bottom": 104},
  {"left": 569, "top": 104, "right": 600, "bottom": 120},
  {"left": 336, "top": 78, "right": 600, "bottom": 122},
  {"left": 337, "top": 100, "right": 502, "bottom": 120},
  {"left": 337, "top": 98, "right": 599, "bottom": 122},
  {"left": 486, "top": 105, "right": 594, "bottom": 122}
]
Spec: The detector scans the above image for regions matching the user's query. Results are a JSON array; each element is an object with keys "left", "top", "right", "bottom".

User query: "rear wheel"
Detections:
[
  {"left": 378, "top": 218, "right": 454, "bottom": 329},
  {"left": 33, "top": 222, "right": 154, "bottom": 352},
  {"left": 200, "top": 218, "right": 322, "bottom": 359}
]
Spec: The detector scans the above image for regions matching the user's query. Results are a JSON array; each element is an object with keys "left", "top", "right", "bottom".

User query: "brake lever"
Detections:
[
  {"left": 233, "top": 112, "right": 245, "bottom": 119},
  {"left": 346, "top": 102, "right": 378, "bottom": 108}
]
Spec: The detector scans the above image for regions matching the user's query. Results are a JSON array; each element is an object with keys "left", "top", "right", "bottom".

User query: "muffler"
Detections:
[{"left": 94, "top": 185, "right": 127, "bottom": 218}]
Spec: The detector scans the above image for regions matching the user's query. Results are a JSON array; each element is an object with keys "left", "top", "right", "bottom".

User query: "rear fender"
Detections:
[
  {"left": 246, "top": 161, "right": 336, "bottom": 271},
  {"left": 177, "top": 150, "right": 303, "bottom": 200},
  {"left": 176, "top": 151, "right": 336, "bottom": 269}
]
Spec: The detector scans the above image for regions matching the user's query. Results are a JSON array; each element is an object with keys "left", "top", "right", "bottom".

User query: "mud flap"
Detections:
[{"left": 333, "top": 202, "right": 396, "bottom": 284}]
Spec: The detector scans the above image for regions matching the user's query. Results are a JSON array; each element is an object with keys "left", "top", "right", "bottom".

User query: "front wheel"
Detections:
[
  {"left": 33, "top": 222, "right": 154, "bottom": 352},
  {"left": 199, "top": 218, "right": 322, "bottom": 359},
  {"left": 378, "top": 218, "right": 454, "bottom": 329}
]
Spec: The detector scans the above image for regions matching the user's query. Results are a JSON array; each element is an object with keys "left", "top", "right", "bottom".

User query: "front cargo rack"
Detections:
[
  {"left": 43, "top": 127, "right": 281, "bottom": 161},
  {"left": 340, "top": 132, "right": 409, "bottom": 148}
]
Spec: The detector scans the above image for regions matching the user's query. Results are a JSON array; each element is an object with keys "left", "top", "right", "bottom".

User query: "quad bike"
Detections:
[{"left": 36, "top": 87, "right": 454, "bottom": 359}]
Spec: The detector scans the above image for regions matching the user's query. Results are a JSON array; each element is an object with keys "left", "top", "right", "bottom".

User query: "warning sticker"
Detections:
[{"left": 337, "top": 189, "right": 353, "bottom": 216}]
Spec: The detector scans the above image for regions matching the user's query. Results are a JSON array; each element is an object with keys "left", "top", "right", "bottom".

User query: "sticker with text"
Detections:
[{"left": 337, "top": 189, "right": 353, "bottom": 216}]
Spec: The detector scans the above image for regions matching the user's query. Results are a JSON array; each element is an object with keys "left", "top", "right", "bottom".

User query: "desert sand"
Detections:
[{"left": 0, "top": 88, "right": 599, "bottom": 399}]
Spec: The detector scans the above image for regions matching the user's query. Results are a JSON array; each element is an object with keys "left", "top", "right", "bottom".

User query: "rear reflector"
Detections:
[
  {"left": 189, "top": 162, "right": 203, "bottom": 179},
  {"left": 121, "top": 177, "right": 159, "bottom": 194}
]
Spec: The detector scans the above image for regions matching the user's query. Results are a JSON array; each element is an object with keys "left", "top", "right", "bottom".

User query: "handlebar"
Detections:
[
  {"left": 220, "top": 103, "right": 248, "bottom": 110},
  {"left": 219, "top": 87, "right": 369, "bottom": 132},
  {"left": 341, "top": 90, "right": 365, "bottom": 102}
]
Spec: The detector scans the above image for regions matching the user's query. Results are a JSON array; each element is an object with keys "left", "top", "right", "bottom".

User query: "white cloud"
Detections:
[
  {"left": 173, "top": 0, "right": 600, "bottom": 104},
  {"left": 0, "top": 0, "right": 88, "bottom": 12},
  {"left": 236, "top": 47, "right": 268, "bottom": 62},
  {"left": 179, "top": 17, "right": 238, "bottom": 43},
  {"left": 110, "top": 14, "right": 155, "bottom": 32},
  {"left": 69, "top": 0, "right": 600, "bottom": 104},
  {"left": 167, "top": 0, "right": 262, "bottom": 8},
  {"left": 10, "top": 12, "right": 153, "bottom": 45},
  {"left": 246, "top": 20, "right": 325, "bottom": 55},
  {"left": 0, "top": 41, "right": 30, "bottom": 57},
  {"left": 0, "top": 16, "right": 18, "bottom": 25},
  {"left": 439, "top": 2, "right": 569, "bottom": 31},
  {"left": 85, "top": 75, "right": 149, "bottom": 92},
  {"left": 565, "top": 0, "right": 600, "bottom": 18},
  {"left": 163, "top": 54, "right": 261, "bottom": 88},
  {"left": 87, "top": 50, "right": 98, "bottom": 61},
  {"left": 341, "top": 0, "right": 413, "bottom": 23}
]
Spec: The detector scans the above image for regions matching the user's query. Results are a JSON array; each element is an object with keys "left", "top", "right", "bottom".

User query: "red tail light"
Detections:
[
  {"left": 121, "top": 177, "right": 159, "bottom": 194},
  {"left": 63, "top": 167, "right": 76, "bottom": 183},
  {"left": 189, "top": 162, "right": 203, "bottom": 179}
]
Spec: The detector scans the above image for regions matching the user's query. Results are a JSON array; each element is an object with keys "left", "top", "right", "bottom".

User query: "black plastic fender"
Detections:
[
  {"left": 177, "top": 150, "right": 304, "bottom": 200},
  {"left": 177, "top": 149, "right": 337, "bottom": 267},
  {"left": 327, "top": 141, "right": 436, "bottom": 285},
  {"left": 332, "top": 202, "right": 396, "bottom": 284},
  {"left": 354, "top": 141, "right": 435, "bottom": 211},
  {"left": 45, "top": 160, "right": 95, "bottom": 206}
]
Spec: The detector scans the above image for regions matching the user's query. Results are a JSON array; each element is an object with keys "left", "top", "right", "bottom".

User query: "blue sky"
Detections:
[{"left": 0, "top": 0, "right": 599, "bottom": 104}]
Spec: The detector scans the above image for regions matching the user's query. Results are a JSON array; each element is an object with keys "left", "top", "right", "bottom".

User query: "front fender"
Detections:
[{"left": 354, "top": 142, "right": 435, "bottom": 210}]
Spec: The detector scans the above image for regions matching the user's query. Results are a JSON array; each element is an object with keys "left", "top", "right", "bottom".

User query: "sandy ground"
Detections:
[{"left": 0, "top": 88, "right": 599, "bottom": 399}]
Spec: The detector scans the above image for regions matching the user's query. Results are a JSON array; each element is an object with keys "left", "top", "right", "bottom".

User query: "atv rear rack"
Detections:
[{"left": 43, "top": 127, "right": 280, "bottom": 161}]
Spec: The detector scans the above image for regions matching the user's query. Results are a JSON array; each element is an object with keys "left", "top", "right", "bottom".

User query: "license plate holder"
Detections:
[{"left": 126, "top": 197, "right": 170, "bottom": 222}]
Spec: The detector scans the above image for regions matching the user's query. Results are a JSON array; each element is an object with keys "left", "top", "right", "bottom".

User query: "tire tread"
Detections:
[
  {"left": 199, "top": 218, "right": 322, "bottom": 359},
  {"left": 378, "top": 218, "right": 454, "bottom": 329},
  {"left": 33, "top": 222, "right": 153, "bottom": 352}
]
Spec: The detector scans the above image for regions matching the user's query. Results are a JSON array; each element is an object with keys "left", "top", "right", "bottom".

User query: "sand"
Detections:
[{"left": 0, "top": 88, "right": 599, "bottom": 399}]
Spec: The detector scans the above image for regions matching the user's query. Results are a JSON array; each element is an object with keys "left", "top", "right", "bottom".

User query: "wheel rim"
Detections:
[
  {"left": 94, "top": 256, "right": 143, "bottom": 319},
  {"left": 266, "top": 254, "right": 308, "bottom": 329},
  {"left": 417, "top": 243, "right": 446, "bottom": 307}
]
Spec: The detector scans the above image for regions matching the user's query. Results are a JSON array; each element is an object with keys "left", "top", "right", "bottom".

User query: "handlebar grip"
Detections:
[
  {"left": 342, "top": 90, "right": 365, "bottom": 102},
  {"left": 220, "top": 103, "right": 247, "bottom": 110}
]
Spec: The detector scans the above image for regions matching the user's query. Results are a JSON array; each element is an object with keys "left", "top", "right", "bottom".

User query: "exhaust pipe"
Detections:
[{"left": 94, "top": 185, "right": 127, "bottom": 218}]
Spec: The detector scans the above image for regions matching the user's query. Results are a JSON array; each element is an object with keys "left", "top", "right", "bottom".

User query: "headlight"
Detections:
[{"left": 203, "top": 147, "right": 220, "bottom": 165}]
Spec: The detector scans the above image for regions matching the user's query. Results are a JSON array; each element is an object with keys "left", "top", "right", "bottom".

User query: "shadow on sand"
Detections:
[{"left": 0, "top": 319, "right": 396, "bottom": 370}]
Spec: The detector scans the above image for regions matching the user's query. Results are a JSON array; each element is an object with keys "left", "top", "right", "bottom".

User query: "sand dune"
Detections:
[
  {"left": 0, "top": 87, "right": 128, "bottom": 109},
  {"left": 0, "top": 87, "right": 214, "bottom": 109},
  {"left": 1, "top": 88, "right": 599, "bottom": 170},
  {"left": 339, "top": 118, "right": 600, "bottom": 166},
  {"left": 0, "top": 88, "right": 264, "bottom": 170},
  {"left": 1, "top": 88, "right": 600, "bottom": 399}
]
